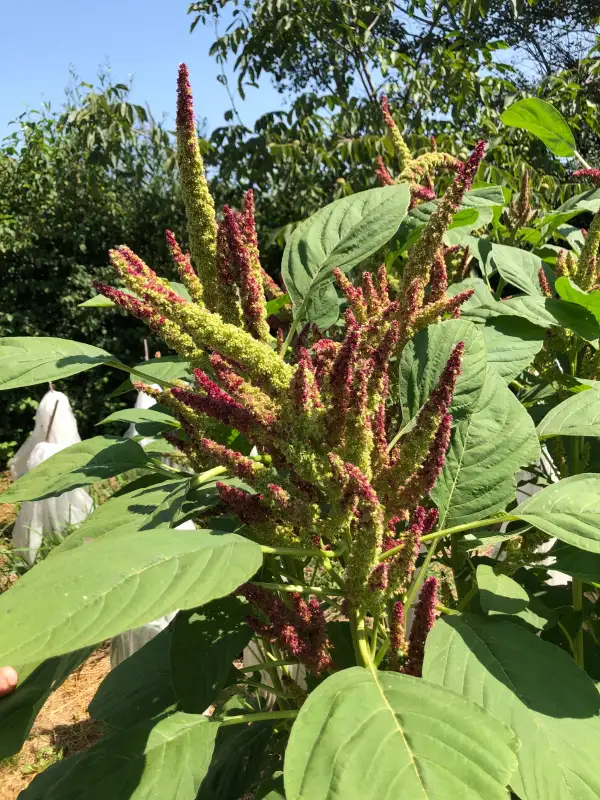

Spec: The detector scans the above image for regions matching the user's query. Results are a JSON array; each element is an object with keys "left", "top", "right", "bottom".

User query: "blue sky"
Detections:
[{"left": 1, "top": 0, "right": 284, "bottom": 138}]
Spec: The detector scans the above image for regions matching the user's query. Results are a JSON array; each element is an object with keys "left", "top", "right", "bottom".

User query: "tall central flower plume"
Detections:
[{"left": 93, "top": 64, "right": 480, "bottom": 674}]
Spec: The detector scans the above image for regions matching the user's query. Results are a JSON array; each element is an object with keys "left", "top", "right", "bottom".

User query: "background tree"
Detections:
[{"left": 0, "top": 77, "right": 187, "bottom": 456}]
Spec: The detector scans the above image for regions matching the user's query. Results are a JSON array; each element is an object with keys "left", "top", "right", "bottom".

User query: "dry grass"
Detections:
[{"left": 0, "top": 646, "right": 111, "bottom": 799}]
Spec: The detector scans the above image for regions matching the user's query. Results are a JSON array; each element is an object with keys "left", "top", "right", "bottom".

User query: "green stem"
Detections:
[
  {"left": 371, "top": 613, "right": 380, "bottom": 659},
  {"left": 191, "top": 466, "right": 228, "bottom": 486},
  {"left": 457, "top": 584, "right": 478, "bottom": 611},
  {"left": 238, "top": 659, "right": 297, "bottom": 673},
  {"left": 238, "top": 679, "right": 291, "bottom": 699},
  {"left": 436, "top": 604, "right": 460, "bottom": 615},
  {"left": 261, "top": 545, "right": 339, "bottom": 559},
  {"left": 374, "top": 637, "right": 390, "bottom": 667},
  {"left": 404, "top": 534, "right": 440, "bottom": 609},
  {"left": 379, "top": 515, "right": 513, "bottom": 562},
  {"left": 355, "top": 614, "right": 374, "bottom": 667},
  {"left": 218, "top": 710, "right": 298, "bottom": 727},
  {"left": 574, "top": 150, "right": 593, "bottom": 170},
  {"left": 573, "top": 578, "right": 585, "bottom": 669},
  {"left": 281, "top": 298, "right": 309, "bottom": 359},
  {"left": 250, "top": 581, "right": 343, "bottom": 596}
]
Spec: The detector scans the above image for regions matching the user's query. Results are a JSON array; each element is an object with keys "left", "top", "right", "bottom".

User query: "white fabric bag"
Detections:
[
  {"left": 12, "top": 441, "right": 93, "bottom": 566},
  {"left": 9, "top": 388, "right": 81, "bottom": 480}
]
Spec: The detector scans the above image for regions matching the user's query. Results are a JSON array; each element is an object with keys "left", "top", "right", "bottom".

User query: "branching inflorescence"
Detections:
[{"left": 94, "top": 66, "right": 484, "bottom": 677}]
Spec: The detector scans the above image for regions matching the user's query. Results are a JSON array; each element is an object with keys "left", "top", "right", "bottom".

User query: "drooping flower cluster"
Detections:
[
  {"left": 94, "top": 64, "right": 479, "bottom": 674},
  {"left": 239, "top": 584, "right": 331, "bottom": 674}
]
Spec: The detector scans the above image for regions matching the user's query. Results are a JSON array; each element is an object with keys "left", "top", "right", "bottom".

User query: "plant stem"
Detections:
[
  {"left": 404, "top": 534, "right": 440, "bottom": 609},
  {"left": 218, "top": 710, "right": 298, "bottom": 727},
  {"left": 379, "top": 515, "right": 514, "bottom": 561},
  {"left": 457, "top": 584, "right": 478, "bottom": 611},
  {"left": 355, "top": 613, "right": 374, "bottom": 667},
  {"left": 238, "top": 659, "right": 297, "bottom": 673},
  {"left": 261, "top": 545, "right": 339, "bottom": 559},
  {"left": 574, "top": 150, "right": 593, "bottom": 170},
  {"left": 573, "top": 578, "right": 585, "bottom": 669},
  {"left": 249, "top": 581, "right": 343, "bottom": 596}
]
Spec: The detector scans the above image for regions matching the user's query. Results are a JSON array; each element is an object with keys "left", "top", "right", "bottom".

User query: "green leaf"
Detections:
[
  {"left": 513, "top": 474, "right": 600, "bottom": 553},
  {"left": 397, "top": 187, "right": 504, "bottom": 253},
  {"left": 399, "top": 319, "right": 487, "bottom": 423},
  {"left": 89, "top": 626, "right": 176, "bottom": 730},
  {"left": 21, "top": 712, "right": 220, "bottom": 800},
  {"left": 457, "top": 529, "right": 522, "bottom": 551},
  {"left": 282, "top": 184, "right": 411, "bottom": 326},
  {"left": 0, "top": 649, "right": 91, "bottom": 760},
  {"left": 1, "top": 435, "right": 150, "bottom": 502},
  {"left": 284, "top": 666, "right": 518, "bottom": 800},
  {"left": 490, "top": 243, "right": 544, "bottom": 296},
  {"left": 199, "top": 723, "right": 274, "bottom": 799},
  {"left": 455, "top": 284, "right": 600, "bottom": 342},
  {"left": 537, "top": 387, "right": 600, "bottom": 439},
  {"left": 476, "top": 564, "right": 529, "bottom": 615},
  {"left": 110, "top": 356, "right": 192, "bottom": 396},
  {"left": 432, "top": 368, "right": 540, "bottom": 527},
  {"left": 0, "top": 337, "right": 117, "bottom": 390},
  {"left": 551, "top": 542, "right": 600, "bottom": 586},
  {"left": 0, "top": 528, "right": 262, "bottom": 666},
  {"left": 266, "top": 293, "right": 291, "bottom": 315},
  {"left": 482, "top": 317, "right": 544, "bottom": 382},
  {"left": 78, "top": 294, "right": 116, "bottom": 308},
  {"left": 97, "top": 406, "right": 181, "bottom": 434},
  {"left": 555, "top": 276, "right": 600, "bottom": 326},
  {"left": 170, "top": 596, "right": 252, "bottom": 713},
  {"left": 53, "top": 475, "right": 188, "bottom": 554},
  {"left": 501, "top": 98, "right": 576, "bottom": 157},
  {"left": 424, "top": 615, "right": 600, "bottom": 800}
]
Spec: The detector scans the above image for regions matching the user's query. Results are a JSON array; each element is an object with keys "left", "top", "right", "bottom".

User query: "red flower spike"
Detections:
[
  {"left": 176, "top": 64, "right": 195, "bottom": 140},
  {"left": 573, "top": 168, "right": 600, "bottom": 186},
  {"left": 165, "top": 229, "right": 203, "bottom": 303},
  {"left": 368, "top": 561, "right": 389, "bottom": 592},
  {"left": 223, "top": 205, "right": 269, "bottom": 340},
  {"left": 409, "top": 184, "right": 436, "bottom": 209},
  {"left": 333, "top": 268, "right": 366, "bottom": 319},
  {"left": 218, "top": 483, "right": 269, "bottom": 522},
  {"left": 538, "top": 267, "right": 552, "bottom": 297},
  {"left": 402, "top": 576, "right": 439, "bottom": 677},
  {"left": 377, "top": 264, "right": 390, "bottom": 305},
  {"left": 172, "top": 380, "right": 260, "bottom": 436},
  {"left": 291, "top": 347, "right": 321, "bottom": 412},
  {"left": 427, "top": 249, "right": 448, "bottom": 305},
  {"left": 237, "top": 585, "right": 332, "bottom": 674},
  {"left": 92, "top": 282, "right": 165, "bottom": 329},
  {"left": 376, "top": 156, "right": 394, "bottom": 187},
  {"left": 198, "top": 438, "right": 259, "bottom": 481},
  {"left": 388, "top": 601, "right": 406, "bottom": 670},
  {"left": 312, "top": 339, "right": 339, "bottom": 387}
]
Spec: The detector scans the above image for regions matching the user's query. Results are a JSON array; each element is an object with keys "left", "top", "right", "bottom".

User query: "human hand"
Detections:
[{"left": 0, "top": 667, "right": 18, "bottom": 697}]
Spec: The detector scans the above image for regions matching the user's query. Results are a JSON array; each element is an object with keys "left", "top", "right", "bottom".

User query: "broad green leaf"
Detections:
[
  {"left": 97, "top": 406, "right": 181, "bottom": 434},
  {"left": 490, "top": 243, "right": 544, "bottom": 296},
  {"left": 551, "top": 542, "right": 600, "bottom": 586},
  {"left": 432, "top": 368, "right": 540, "bottom": 527},
  {"left": 454, "top": 284, "right": 600, "bottom": 343},
  {"left": 555, "top": 277, "right": 600, "bottom": 325},
  {"left": 199, "top": 723, "right": 274, "bottom": 799},
  {"left": 399, "top": 319, "right": 487, "bottom": 423},
  {"left": 284, "top": 666, "right": 518, "bottom": 800},
  {"left": 397, "top": 187, "right": 504, "bottom": 253},
  {"left": 0, "top": 337, "right": 116, "bottom": 390},
  {"left": 52, "top": 475, "right": 188, "bottom": 554},
  {"left": 266, "top": 293, "right": 291, "bottom": 315},
  {"left": 0, "top": 528, "right": 262, "bottom": 666},
  {"left": 1, "top": 435, "right": 150, "bottom": 502},
  {"left": 514, "top": 474, "right": 600, "bottom": 553},
  {"left": 0, "top": 649, "right": 91, "bottom": 760},
  {"left": 112, "top": 356, "right": 192, "bottom": 396},
  {"left": 282, "top": 184, "right": 411, "bottom": 326},
  {"left": 476, "top": 564, "right": 529, "bottom": 615},
  {"left": 501, "top": 98, "right": 576, "bottom": 157},
  {"left": 170, "top": 596, "right": 252, "bottom": 713},
  {"left": 424, "top": 615, "right": 600, "bottom": 800},
  {"left": 79, "top": 293, "right": 117, "bottom": 307},
  {"left": 537, "top": 387, "right": 600, "bottom": 439},
  {"left": 482, "top": 317, "right": 544, "bottom": 382},
  {"left": 89, "top": 626, "right": 176, "bottom": 730},
  {"left": 21, "top": 712, "right": 220, "bottom": 799},
  {"left": 457, "top": 529, "right": 523, "bottom": 551}
]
